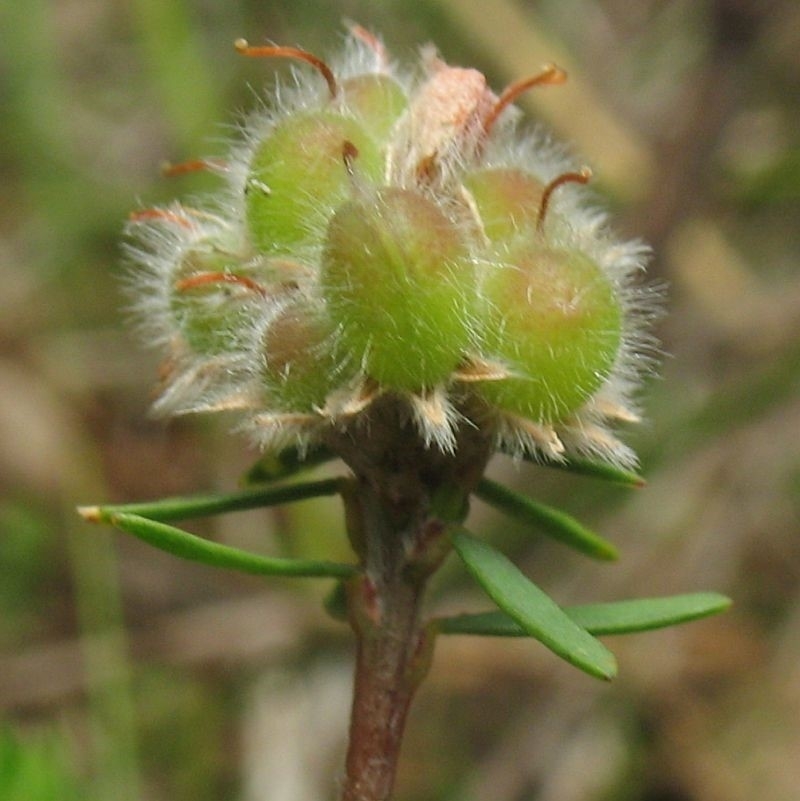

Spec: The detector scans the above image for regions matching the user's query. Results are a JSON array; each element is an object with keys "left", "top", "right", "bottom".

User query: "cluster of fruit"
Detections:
[{"left": 127, "top": 27, "right": 656, "bottom": 464}]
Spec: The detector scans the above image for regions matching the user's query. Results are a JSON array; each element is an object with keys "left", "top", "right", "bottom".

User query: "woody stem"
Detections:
[
  {"left": 328, "top": 397, "right": 493, "bottom": 801},
  {"left": 340, "top": 479, "right": 435, "bottom": 801}
]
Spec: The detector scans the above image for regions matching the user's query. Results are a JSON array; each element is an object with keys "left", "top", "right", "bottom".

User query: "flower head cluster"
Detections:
[{"left": 126, "top": 26, "right": 659, "bottom": 467}]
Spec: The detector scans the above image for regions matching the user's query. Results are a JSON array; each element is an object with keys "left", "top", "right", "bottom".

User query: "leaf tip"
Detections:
[
  {"left": 578, "top": 639, "right": 618, "bottom": 681},
  {"left": 596, "top": 653, "right": 618, "bottom": 681},
  {"left": 705, "top": 592, "right": 733, "bottom": 613},
  {"left": 598, "top": 543, "right": 621, "bottom": 562},
  {"left": 76, "top": 505, "right": 102, "bottom": 523}
]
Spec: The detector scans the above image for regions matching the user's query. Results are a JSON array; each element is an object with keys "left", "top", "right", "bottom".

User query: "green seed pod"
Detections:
[
  {"left": 169, "top": 253, "right": 313, "bottom": 356},
  {"left": 262, "top": 303, "right": 345, "bottom": 411},
  {"left": 337, "top": 73, "right": 408, "bottom": 141},
  {"left": 169, "top": 251, "right": 268, "bottom": 355},
  {"left": 245, "top": 112, "right": 382, "bottom": 255},
  {"left": 322, "top": 188, "right": 473, "bottom": 391},
  {"left": 464, "top": 168, "right": 546, "bottom": 242},
  {"left": 126, "top": 30, "right": 654, "bottom": 461},
  {"left": 478, "top": 243, "right": 623, "bottom": 422}
]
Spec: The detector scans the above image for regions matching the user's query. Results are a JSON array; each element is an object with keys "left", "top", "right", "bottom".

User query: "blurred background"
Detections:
[{"left": 1, "top": 0, "right": 799, "bottom": 799}]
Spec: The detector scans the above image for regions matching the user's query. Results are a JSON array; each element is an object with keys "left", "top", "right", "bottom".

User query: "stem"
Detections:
[
  {"left": 340, "top": 481, "right": 434, "bottom": 801},
  {"left": 342, "top": 583, "right": 428, "bottom": 800},
  {"left": 328, "top": 396, "right": 494, "bottom": 801}
]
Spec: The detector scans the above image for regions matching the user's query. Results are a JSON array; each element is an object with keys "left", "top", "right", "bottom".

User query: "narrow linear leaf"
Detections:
[
  {"left": 511, "top": 450, "right": 645, "bottom": 487},
  {"left": 97, "top": 512, "right": 357, "bottom": 579},
  {"left": 243, "top": 444, "right": 336, "bottom": 485},
  {"left": 450, "top": 529, "right": 617, "bottom": 680},
  {"left": 567, "top": 592, "right": 732, "bottom": 634},
  {"left": 78, "top": 477, "right": 342, "bottom": 523},
  {"left": 437, "top": 610, "right": 542, "bottom": 637},
  {"left": 475, "top": 478, "right": 618, "bottom": 560},
  {"left": 437, "top": 592, "right": 732, "bottom": 637},
  {"left": 554, "top": 457, "right": 645, "bottom": 487}
]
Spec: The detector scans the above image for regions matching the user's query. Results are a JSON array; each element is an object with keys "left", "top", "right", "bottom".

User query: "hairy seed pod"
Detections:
[
  {"left": 262, "top": 303, "right": 346, "bottom": 411},
  {"left": 245, "top": 112, "right": 382, "bottom": 254},
  {"left": 337, "top": 73, "right": 408, "bottom": 141},
  {"left": 169, "top": 251, "right": 270, "bottom": 355},
  {"left": 478, "top": 243, "right": 623, "bottom": 422},
  {"left": 126, "top": 28, "right": 654, "bottom": 462},
  {"left": 464, "top": 168, "right": 547, "bottom": 242},
  {"left": 322, "top": 188, "right": 474, "bottom": 391}
]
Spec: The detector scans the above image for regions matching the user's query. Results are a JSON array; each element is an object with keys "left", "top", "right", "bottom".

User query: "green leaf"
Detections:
[
  {"left": 505, "top": 449, "right": 645, "bottom": 487},
  {"left": 450, "top": 529, "right": 617, "bottom": 680},
  {"left": 88, "top": 512, "right": 357, "bottom": 579},
  {"left": 437, "top": 592, "right": 731, "bottom": 637},
  {"left": 554, "top": 457, "right": 645, "bottom": 487},
  {"left": 78, "top": 477, "right": 342, "bottom": 523},
  {"left": 475, "top": 479, "right": 618, "bottom": 560},
  {"left": 568, "top": 592, "right": 732, "bottom": 634},
  {"left": 242, "top": 444, "right": 336, "bottom": 485}
]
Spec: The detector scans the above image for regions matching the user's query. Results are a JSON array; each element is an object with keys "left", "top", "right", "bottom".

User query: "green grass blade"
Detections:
[
  {"left": 86, "top": 512, "right": 357, "bottom": 579},
  {"left": 243, "top": 444, "right": 336, "bottom": 484},
  {"left": 475, "top": 479, "right": 618, "bottom": 560},
  {"left": 437, "top": 592, "right": 732, "bottom": 637},
  {"left": 78, "top": 478, "right": 342, "bottom": 523},
  {"left": 450, "top": 529, "right": 617, "bottom": 680}
]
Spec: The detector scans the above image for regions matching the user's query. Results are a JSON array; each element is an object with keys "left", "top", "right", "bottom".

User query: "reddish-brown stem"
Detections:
[
  {"left": 328, "top": 398, "right": 493, "bottom": 801},
  {"left": 234, "top": 38, "right": 338, "bottom": 98},
  {"left": 161, "top": 158, "right": 228, "bottom": 177},
  {"left": 174, "top": 271, "right": 268, "bottom": 297},
  {"left": 482, "top": 64, "right": 567, "bottom": 136},
  {"left": 342, "top": 576, "right": 430, "bottom": 801},
  {"left": 339, "top": 481, "right": 433, "bottom": 801},
  {"left": 347, "top": 23, "right": 388, "bottom": 68},
  {"left": 536, "top": 167, "right": 592, "bottom": 231}
]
